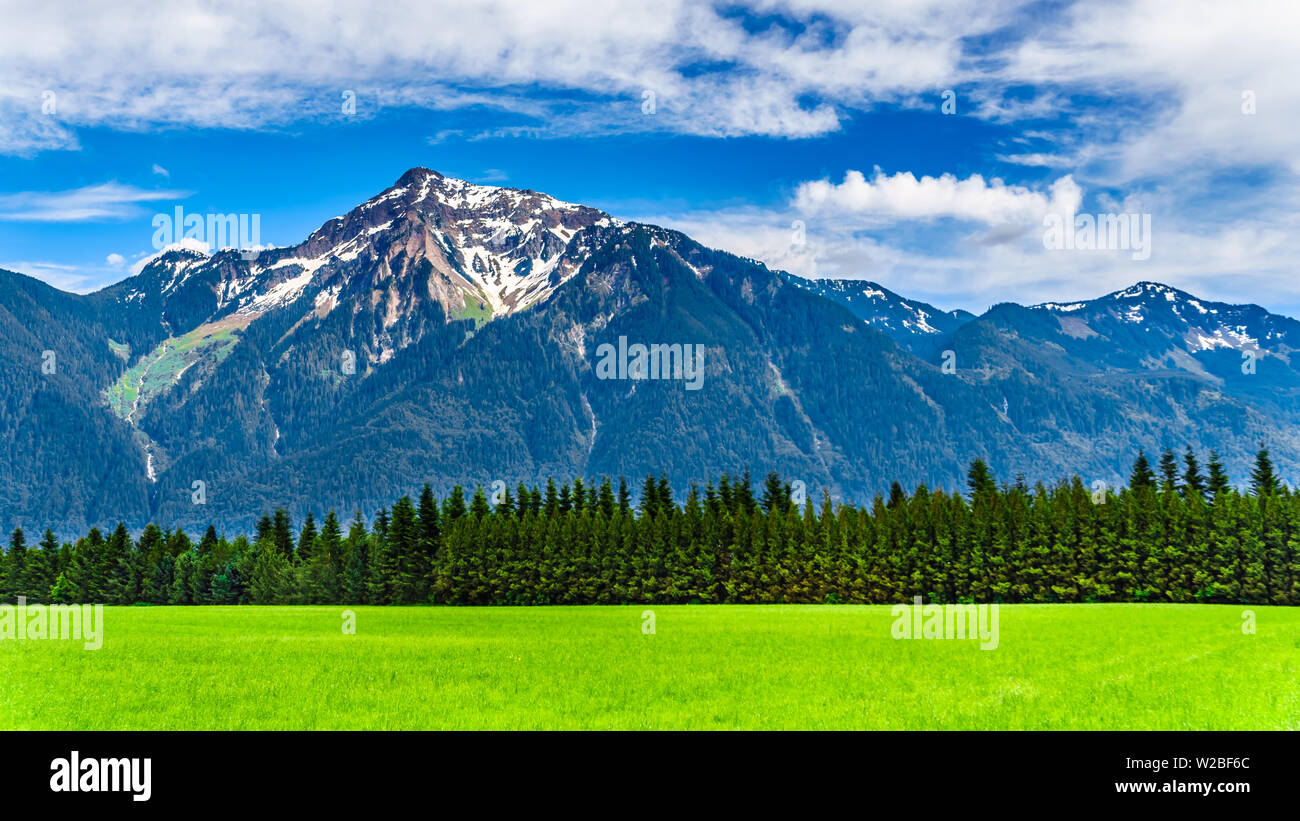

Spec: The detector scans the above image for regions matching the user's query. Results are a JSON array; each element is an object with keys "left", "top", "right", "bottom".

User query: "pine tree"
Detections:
[
  {"left": 272, "top": 509, "right": 294, "bottom": 558},
  {"left": 102, "top": 522, "right": 137, "bottom": 605},
  {"left": 313, "top": 510, "right": 343, "bottom": 603},
  {"left": 1250, "top": 446, "right": 1281, "bottom": 497},
  {"left": 1182, "top": 447, "right": 1206, "bottom": 498},
  {"left": 639, "top": 475, "right": 660, "bottom": 519},
  {"left": 617, "top": 477, "right": 632, "bottom": 513},
  {"left": 966, "top": 460, "right": 997, "bottom": 501},
  {"left": 341, "top": 513, "right": 369, "bottom": 604},
  {"left": 249, "top": 543, "right": 292, "bottom": 604},
  {"left": 297, "top": 512, "right": 318, "bottom": 565},
  {"left": 469, "top": 486, "right": 492, "bottom": 518},
  {"left": 887, "top": 481, "right": 906, "bottom": 510},
  {"left": 598, "top": 478, "right": 616, "bottom": 517},
  {"left": 388, "top": 496, "right": 422, "bottom": 604},
  {"left": 445, "top": 486, "right": 468, "bottom": 523},
  {"left": 22, "top": 530, "right": 54, "bottom": 603},
  {"left": 3, "top": 527, "right": 26, "bottom": 602},
  {"left": 734, "top": 469, "right": 756, "bottom": 513},
  {"left": 1158, "top": 448, "right": 1180, "bottom": 495},
  {"left": 1129, "top": 450, "right": 1157, "bottom": 493},
  {"left": 1207, "top": 450, "right": 1231, "bottom": 501},
  {"left": 761, "top": 471, "right": 789, "bottom": 513}
]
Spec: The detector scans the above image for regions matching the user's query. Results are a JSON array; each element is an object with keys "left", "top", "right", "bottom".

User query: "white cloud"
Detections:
[
  {"left": 151, "top": 164, "right": 170, "bottom": 177},
  {"left": 106, "top": 253, "right": 126, "bottom": 266},
  {"left": 0, "top": 0, "right": 1012, "bottom": 151},
  {"left": 0, "top": 182, "right": 190, "bottom": 222},
  {"left": 644, "top": 168, "right": 1300, "bottom": 317},
  {"left": 793, "top": 169, "right": 1082, "bottom": 225},
  {"left": 0, "top": 0, "right": 1291, "bottom": 196},
  {"left": 2, "top": 0, "right": 1296, "bottom": 313},
  {"left": 0, "top": 0, "right": 1291, "bottom": 190}
]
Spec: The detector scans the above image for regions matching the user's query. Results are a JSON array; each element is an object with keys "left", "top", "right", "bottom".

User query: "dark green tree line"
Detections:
[{"left": 4, "top": 451, "right": 1298, "bottom": 606}]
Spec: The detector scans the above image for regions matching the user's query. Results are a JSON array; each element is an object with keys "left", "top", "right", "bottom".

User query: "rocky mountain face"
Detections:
[{"left": 2, "top": 169, "right": 1297, "bottom": 533}]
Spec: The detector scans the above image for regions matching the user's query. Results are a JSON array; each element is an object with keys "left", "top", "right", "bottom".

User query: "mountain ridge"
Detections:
[{"left": 3, "top": 167, "right": 1298, "bottom": 533}]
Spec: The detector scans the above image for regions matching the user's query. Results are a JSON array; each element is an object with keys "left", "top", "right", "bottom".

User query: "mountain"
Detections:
[
  {"left": 2, "top": 168, "right": 1298, "bottom": 533},
  {"left": 933, "top": 281, "right": 1300, "bottom": 489},
  {"left": 788, "top": 276, "right": 976, "bottom": 355}
]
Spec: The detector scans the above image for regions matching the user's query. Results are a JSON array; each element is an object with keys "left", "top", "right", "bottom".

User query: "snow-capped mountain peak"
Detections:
[
  {"left": 243, "top": 168, "right": 620, "bottom": 319},
  {"left": 117, "top": 169, "right": 626, "bottom": 327}
]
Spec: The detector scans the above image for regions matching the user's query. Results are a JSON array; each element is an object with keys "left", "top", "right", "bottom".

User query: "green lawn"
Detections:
[{"left": 1, "top": 604, "right": 1295, "bottom": 730}]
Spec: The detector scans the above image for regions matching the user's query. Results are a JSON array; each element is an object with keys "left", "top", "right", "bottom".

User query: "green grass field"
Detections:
[{"left": 1, "top": 604, "right": 1296, "bottom": 730}]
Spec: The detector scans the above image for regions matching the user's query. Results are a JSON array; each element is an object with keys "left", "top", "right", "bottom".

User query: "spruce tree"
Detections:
[
  {"left": 4, "top": 528, "right": 26, "bottom": 602},
  {"left": 1129, "top": 450, "right": 1157, "bottom": 493},
  {"left": 617, "top": 477, "right": 632, "bottom": 513},
  {"left": 341, "top": 514, "right": 369, "bottom": 604},
  {"left": 966, "top": 460, "right": 997, "bottom": 501},
  {"left": 388, "top": 496, "right": 421, "bottom": 603},
  {"left": 297, "top": 512, "right": 318, "bottom": 565},
  {"left": 761, "top": 472, "right": 788, "bottom": 512},
  {"left": 1206, "top": 450, "right": 1231, "bottom": 500},
  {"left": 314, "top": 510, "right": 344, "bottom": 603},
  {"left": 1182, "top": 447, "right": 1206, "bottom": 497},
  {"left": 639, "top": 475, "right": 659, "bottom": 519},
  {"left": 272, "top": 510, "right": 294, "bottom": 558},
  {"left": 418, "top": 486, "right": 441, "bottom": 586},
  {"left": 1250, "top": 446, "right": 1281, "bottom": 497},
  {"left": 445, "top": 486, "right": 468, "bottom": 523},
  {"left": 582, "top": 477, "right": 606, "bottom": 518},
  {"left": 1158, "top": 448, "right": 1180, "bottom": 495}
]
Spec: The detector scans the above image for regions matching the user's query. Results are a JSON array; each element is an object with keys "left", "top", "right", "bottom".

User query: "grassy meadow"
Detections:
[{"left": 1, "top": 604, "right": 1296, "bottom": 730}]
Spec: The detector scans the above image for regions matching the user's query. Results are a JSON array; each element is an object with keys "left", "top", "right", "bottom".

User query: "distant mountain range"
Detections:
[{"left": 3, "top": 168, "right": 1297, "bottom": 533}]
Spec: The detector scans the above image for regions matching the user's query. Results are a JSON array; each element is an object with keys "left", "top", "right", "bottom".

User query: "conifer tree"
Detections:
[
  {"left": 3, "top": 527, "right": 26, "bottom": 602},
  {"left": 388, "top": 496, "right": 421, "bottom": 603},
  {"left": 469, "top": 486, "right": 492, "bottom": 518},
  {"left": 1182, "top": 447, "right": 1206, "bottom": 497},
  {"left": 418, "top": 486, "right": 441, "bottom": 583},
  {"left": 341, "top": 513, "right": 369, "bottom": 604},
  {"left": 1129, "top": 450, "right": 1157, "bottom": 493},
  {"left": 639, "top": 475, "right": 660, "bottom": 519},
  {"left": 761, "top": 471, "right": 789, "bottom": 512},
  {"left": 1158, "top": 448, "right": 1180, "bottom": 495},
  {"left": 445, "top": 486, "right": 468, "bottom": 523},
  {"left": 1206, "top": 450, "right": 1231, "bottom": 500},
  {"left": 313, "top": 510, "right": 344, "bottom": 603},
  {"left": 966, "top": 460, "right": 997, "bottom": 500},
  {"left": 617, "top": 477, "right": 632, "bottom": 513},
  {"left": 1250, "top": 446, "right": 1281, "bottom": 497},
  {"left": 598, "top": 478, "right": 616, "bottom": 517}
]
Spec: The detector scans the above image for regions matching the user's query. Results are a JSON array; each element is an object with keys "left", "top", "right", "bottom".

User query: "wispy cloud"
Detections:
[
  {"left": 0, "top": 183, "right": 190, "bottom": 222},
  {"left": 0, "top": 260, "right": 94, "bottom": 292}
]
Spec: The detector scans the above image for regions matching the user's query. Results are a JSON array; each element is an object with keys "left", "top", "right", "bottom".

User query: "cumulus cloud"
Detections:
[
  {"left": 793, "top": 169, "right": 1082, "bottom": 225},
  {"left": 106, "top": 253, "right": 126, "bottom": 266},
  {"left": 645, "top": 168, "right": 1300, "bottom": 316}
]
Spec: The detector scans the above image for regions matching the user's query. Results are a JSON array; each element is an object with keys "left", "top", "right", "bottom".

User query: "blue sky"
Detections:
[{"left": 1, "top": 0, "right": 1296, "bottom": 315}]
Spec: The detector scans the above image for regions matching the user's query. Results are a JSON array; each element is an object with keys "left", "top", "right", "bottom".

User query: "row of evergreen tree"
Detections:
[{"left": 2, "top": 448, "right": 1298, "bottom": 606}]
